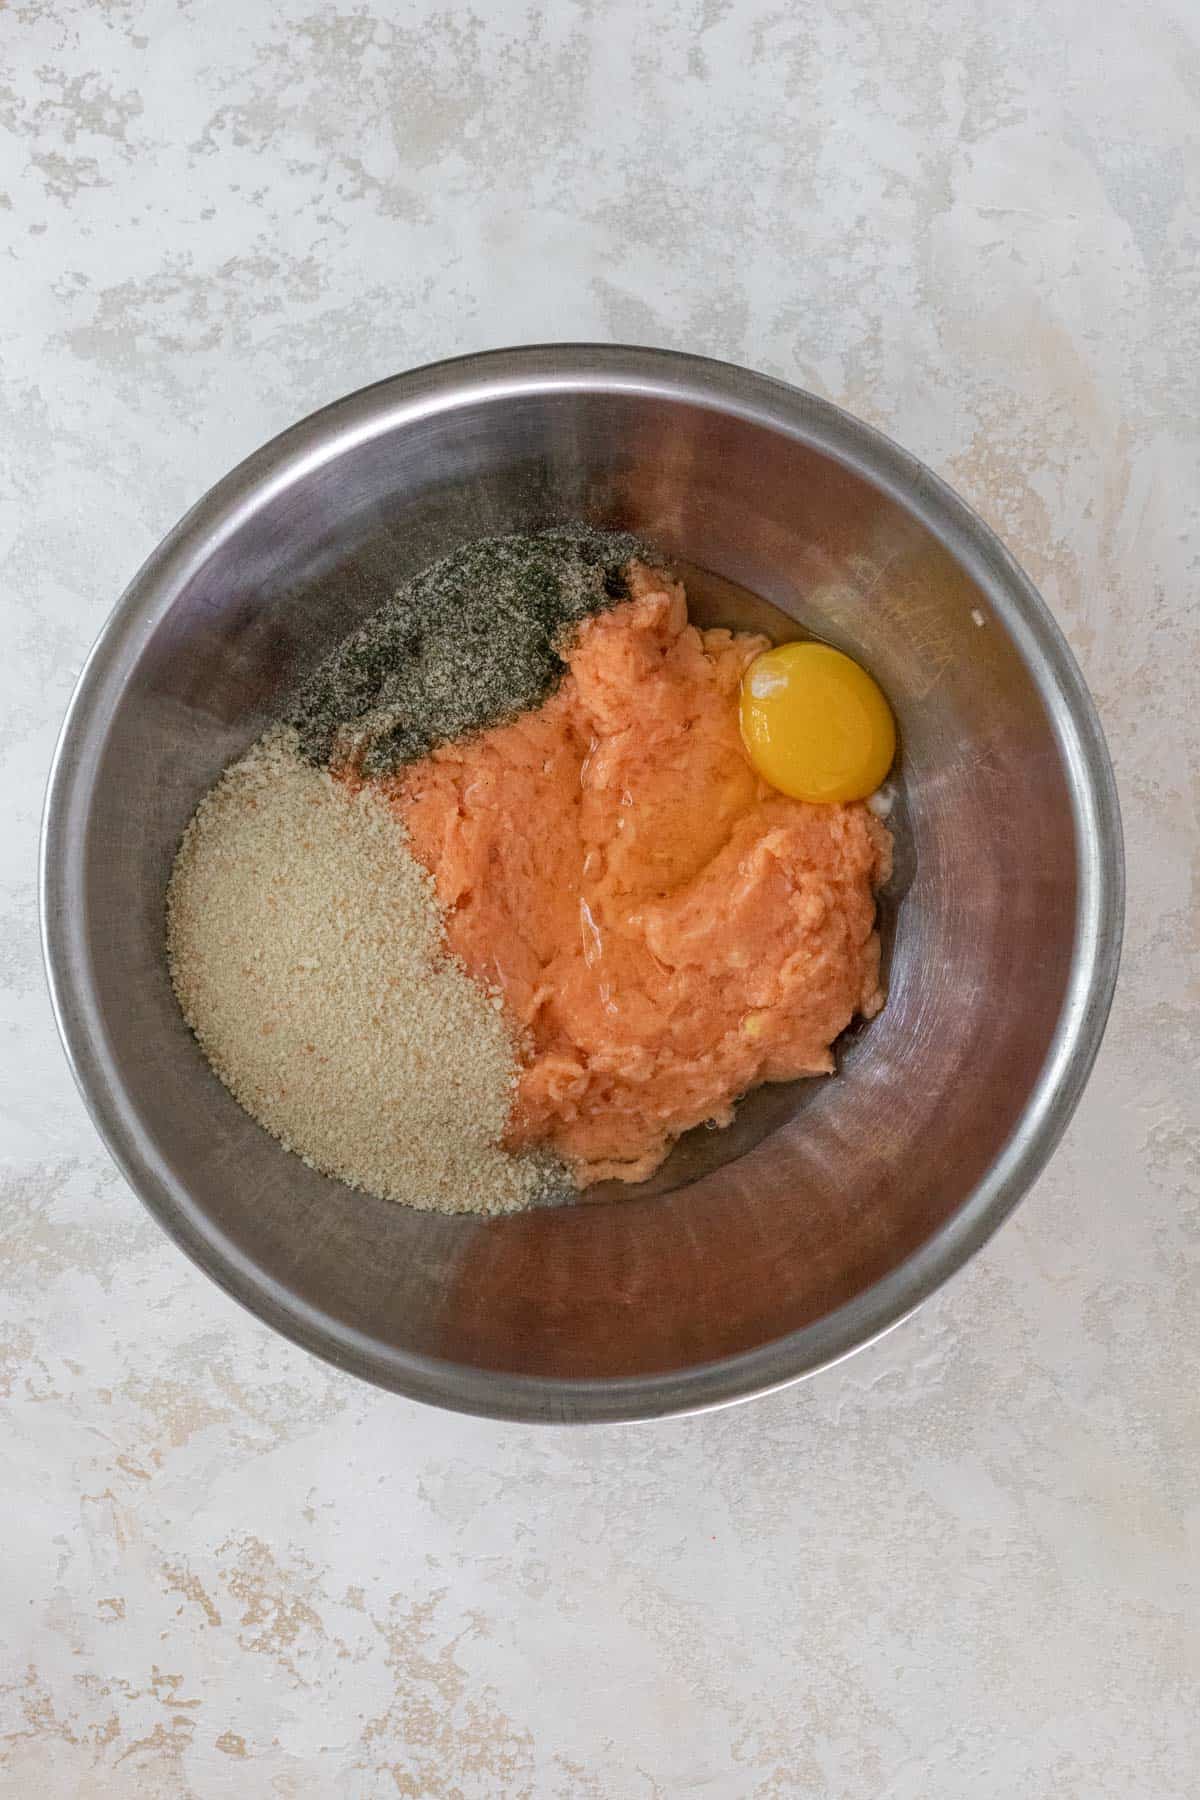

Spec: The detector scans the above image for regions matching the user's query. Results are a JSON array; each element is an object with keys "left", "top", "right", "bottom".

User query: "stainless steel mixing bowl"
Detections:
[{"left": 41, "top": 346, "right": 1122, "bottom": 1422}]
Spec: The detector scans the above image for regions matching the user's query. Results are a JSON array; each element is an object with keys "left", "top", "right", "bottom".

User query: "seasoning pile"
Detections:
[
  {"left": 167, "top": 526, "right": 895, "bottom": 1213},
  {"left": 287, "top": 525, "right": 644, "bottom": 776}
]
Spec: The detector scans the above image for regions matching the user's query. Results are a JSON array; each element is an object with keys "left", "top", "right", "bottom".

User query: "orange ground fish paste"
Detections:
[{"left": 389, "top": 564, "right": 892, "bottom": 1185}]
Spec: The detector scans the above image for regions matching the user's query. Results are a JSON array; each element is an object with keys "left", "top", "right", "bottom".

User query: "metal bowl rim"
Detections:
[{"left": 39, "top": 344, "right": 1124, "bottom": 1424}]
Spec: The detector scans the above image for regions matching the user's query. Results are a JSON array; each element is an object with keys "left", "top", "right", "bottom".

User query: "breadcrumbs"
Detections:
[{"left": 166, "top": 727, "right": 566, "bottom": 1214}]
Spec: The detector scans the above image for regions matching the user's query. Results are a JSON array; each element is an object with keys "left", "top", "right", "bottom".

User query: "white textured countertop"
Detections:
[{"left": 2, "top": 2, "right": 1197, "bottom": 1793}]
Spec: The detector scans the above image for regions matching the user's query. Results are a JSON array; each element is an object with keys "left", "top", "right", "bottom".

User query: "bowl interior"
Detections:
[{"left": 47, "top": 356, "right": 1101, "bottom": 1417}]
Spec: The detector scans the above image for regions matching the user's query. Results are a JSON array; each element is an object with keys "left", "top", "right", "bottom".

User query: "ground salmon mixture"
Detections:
[
  {"left": 391, "top": 564, "right": 892, "bottom": 1185},
  {"left": 171, "top": 533, "right": 894, "bottom": 1211}
]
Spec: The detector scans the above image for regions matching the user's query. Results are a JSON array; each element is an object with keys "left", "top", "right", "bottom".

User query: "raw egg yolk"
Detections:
[{"left": 739, "top": 641, "right": 896, "bottom": 803}]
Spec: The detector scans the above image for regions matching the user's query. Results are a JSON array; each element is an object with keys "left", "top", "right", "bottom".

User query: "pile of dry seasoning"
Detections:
[
  {"left": 289, "top": 524, "right": 648, "bottom": 776},
  {"left": 167, "top": 527, "right": 647, "bottom": 1214}
]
